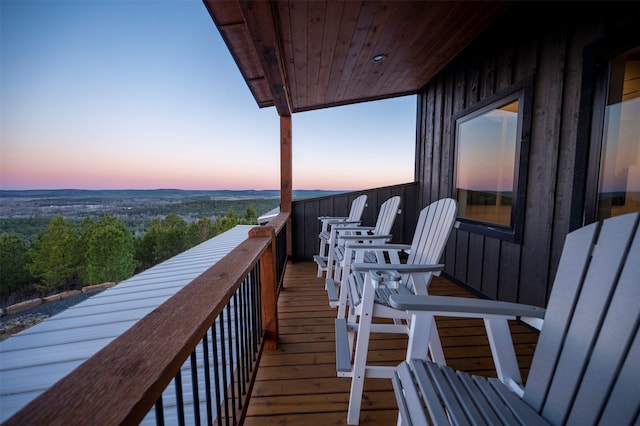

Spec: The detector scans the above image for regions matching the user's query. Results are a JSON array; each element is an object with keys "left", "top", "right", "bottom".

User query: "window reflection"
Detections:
[
  {"left": 597, "top": 47, "right": 640, "bottom": 220},
  {"left": 455, "top": 100, "right": 519, "bottom": 226}
]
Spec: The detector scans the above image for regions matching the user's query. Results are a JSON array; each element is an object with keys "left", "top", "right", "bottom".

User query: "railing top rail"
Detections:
[{"left": 264, "top": 211, "right": 289, "bottom": 234}]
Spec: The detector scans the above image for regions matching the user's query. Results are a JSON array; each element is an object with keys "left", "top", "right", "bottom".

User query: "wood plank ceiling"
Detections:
[{"left": 203, "top": 1, "right": 511, "bottom": 116}]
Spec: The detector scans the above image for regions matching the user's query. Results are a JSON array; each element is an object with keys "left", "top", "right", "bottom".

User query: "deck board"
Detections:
[{"left": 245, "top": 261, "right": 539, "bottom": 424}]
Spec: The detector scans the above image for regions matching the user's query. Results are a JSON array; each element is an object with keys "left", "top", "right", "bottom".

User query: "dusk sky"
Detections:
[{"left": 0, "top": 0, "right": 416, "bottom": 191}]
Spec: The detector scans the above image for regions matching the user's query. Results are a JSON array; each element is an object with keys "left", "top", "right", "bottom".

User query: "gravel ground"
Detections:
[{"left": 0, "top": 290, "right": 104, "bottom": 340}]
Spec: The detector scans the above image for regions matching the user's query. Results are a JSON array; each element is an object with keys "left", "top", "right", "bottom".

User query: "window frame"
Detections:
[
  {"left": 583, "top": 40, "right": 640, "bottom": 226},
  {"left": 450, "top": 78, "right": 533, "bottom": 243}
]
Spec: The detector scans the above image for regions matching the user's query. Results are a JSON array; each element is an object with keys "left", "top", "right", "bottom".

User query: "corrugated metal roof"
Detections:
[{"left": 0, "top": 225, "right": 253, "bottom": 422}]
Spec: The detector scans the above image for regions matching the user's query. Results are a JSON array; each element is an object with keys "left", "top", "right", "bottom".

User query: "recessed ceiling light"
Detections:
[{"left": 372, "top": 54, "right": 386, "bottom": 63}]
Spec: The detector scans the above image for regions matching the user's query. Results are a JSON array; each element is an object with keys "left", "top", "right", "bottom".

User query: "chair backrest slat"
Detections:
[
  {"left": 407, "top": 198, "right": 457, "bottom": 268},
  {"left": 566, "top": 217, "right": 640, "bottom": 424},
  {"left": 597, "top": 325, "right": 640, "bottom": 425},
  {"left": 373, "top": 196, "right": 401, "bottom": 236},
  {"left": 523, "top": 212, "right": 640, "bottom": 425},
  {"left": 523, "top": 220, "right": 600, "bottom": 410},
  {"left": 348, "top": 195, "right": 368, "bottom": 222}
]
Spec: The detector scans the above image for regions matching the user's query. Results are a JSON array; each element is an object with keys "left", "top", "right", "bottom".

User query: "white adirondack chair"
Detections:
[
  {"left": 313, "top": 194, "right": 367, "bottom": 278},
  {"left": 325, "top": 195, "right": 401, "bottom": 309},
  {"left": 390, "top": 211, "right": 640, "bottom": 426},
  {"left": 334, "top": 198, "right": 458, "bottom": 425}
]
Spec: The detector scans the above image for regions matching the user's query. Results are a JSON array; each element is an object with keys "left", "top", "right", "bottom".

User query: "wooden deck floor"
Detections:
[{"left": 244, "top": 261, "right": 540, "bottom": 425}]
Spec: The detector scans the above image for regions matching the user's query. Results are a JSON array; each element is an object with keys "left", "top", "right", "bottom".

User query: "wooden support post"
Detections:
[
  {"left": 280, "top": 115, "right": 293, "bottom": 259},
  {"left": 280, "top": 115, "right": 292, "bottom": 212},
  {"left": 249, "top": 225, "right": 279, "bottom": 350}
]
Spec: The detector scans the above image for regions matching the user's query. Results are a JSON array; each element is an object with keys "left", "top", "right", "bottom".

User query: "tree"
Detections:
[
  {"left": 83, "top": 216, "right": 135, "bottom": 284},
  {"left": 186, "top": 216, "right": 215, "bottom": 247},
  {"left": 77, "top": 216, "right": 96, "bottom": 283},
  {"left": 214, "top": 208, "right": 239, "bottom": 235},
  {"left": 135, "top": 218, "right": 161, "bottom": 271},
  {"left": 0, "top": 232, "right": 31, "bottom": 297},
  {"left": 134, "top": 214, "right": 189, "bottom": 269},
  {"left": 242, "top": 205, "right": 258, "bottom": 224},
  {"left": 27, "top": 215, "right": 80, "bottom": 291},
  {"left": 153, "top": 214, "right": 188, "bottom": 261}
]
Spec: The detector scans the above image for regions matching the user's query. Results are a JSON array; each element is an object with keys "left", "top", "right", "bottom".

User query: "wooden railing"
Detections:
[
  {"left": 290, "top": 182, "right": 419, "bottom": 261},
  {"left": 3, "top": 212, "right": 290, "bottom": 426}
]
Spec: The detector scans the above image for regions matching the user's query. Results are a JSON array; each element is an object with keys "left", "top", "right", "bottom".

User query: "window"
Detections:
[
  {"left": 595, "top": 47, "right": 640, "bottom": 220},
  {"left": 452, "top": 81, "right": 532, "bottom": 241}
]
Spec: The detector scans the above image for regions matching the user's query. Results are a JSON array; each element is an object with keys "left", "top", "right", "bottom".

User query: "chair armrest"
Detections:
[
  {"left": 388, "top": 295, "right": 546, "bottom": 319},
  {"left": 352, "top": 263, "right": 444, "bottom": 273},
  {"left": 336, "top": 226, "right": 376, "bottom": 232},
  {"left": 339, "top": 234, "right": 391, "bottom": 241},
  {"left": 328, "top": 220, "right": 362, "bottom": 226},
  {"left": 345, "top": 243, "right": 412, "bottom": 251},
  {"left": 318, "top": 215, "right": 348, "bottom": 221},
  {"left": 319, "top": 217, "right": 362, "bottom": 227}
]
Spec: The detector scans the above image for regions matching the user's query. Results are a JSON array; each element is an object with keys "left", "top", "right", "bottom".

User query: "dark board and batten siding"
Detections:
[
  {"left": 291, "top": 182, "right": 419, "bottom": 262},
  {"left": 417, "top": 3, "right": 639, "bottom": 307}
]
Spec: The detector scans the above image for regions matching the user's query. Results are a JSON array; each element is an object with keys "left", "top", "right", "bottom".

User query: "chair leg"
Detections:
[
  {"left": 326, "top": 230, "right": 337, "bottom": 281},
  {"left": 484, "top": 318, "right": 522, "bottom": 386},
  {"left": 333, "top": 257, "right": 343, "bottom": 284},
  {"left": 406, "top": 314, "right": 446, "bottom": 366},
  {"left": 317, "top": 237, "right": 326, "bottom": 277},
  {"left": 346, "top": 292, "right": 360, "bottom": 353},
  {"left": 346, "top": 276, "right": 376, "bottom": 425},
  {"left": 428, "top": 317, "right": 446, "bottom": 365},
  {"left": 337, "top": 275, "right": 349, "bottom": 320},
  {"left": 336, "top": 247, "right": 354, "bottom": 319}
]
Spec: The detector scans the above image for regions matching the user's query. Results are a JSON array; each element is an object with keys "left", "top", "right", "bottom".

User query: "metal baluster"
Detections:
[
  {"left": 202, "top": 331, "right": 214, "bottom": 426},
  {"left": 189, "top": 350, "right": 200, "bottom": 425},
  {"left": 174, "top": 369, "right": 185, "bottom": 426}
]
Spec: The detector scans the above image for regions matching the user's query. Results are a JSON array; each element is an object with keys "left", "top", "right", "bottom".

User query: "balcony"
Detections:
[
  {"left": 1, "top": 204, "right": 539, "bottom": 425},
  {"left": 242, "top": 261, "right": 538, "bottom": 424}
]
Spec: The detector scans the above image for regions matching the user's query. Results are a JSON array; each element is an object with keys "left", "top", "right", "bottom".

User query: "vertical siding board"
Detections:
[
  {"left": 467, "top": 233, "right": 484, "bottom": 292},
  {"left": 416, "top": 91, "right": 427, "bottom": 207},
  {"left": 495, "top": 38, "right": 515, "bottom": 91},
  {"left": 292, "top": 199, "right": 302, "bottom": 259},
  {"left": 454, "top": 229, "right": 469, "bottom": 282},
  {"left": 440, "top": 73, "right": 455, "bottom": 199},
  {"left": 297, "top": 199, "right": 318, "bottom": 260},
  {"left": 453, "top": 62, "right": 467, "bottom": 113},
  {"left": 498, "top": 240, "right": 521, "bottom": 303},
  {"left": 361, "top": 192, "right": 377, "bottom": 228},
  {"left": 307, "top": 199, "right": 321, "bottom": 259},
  {"left": 439, "top": 62, "right": 466, "bottom": 277},
  {"left": 466, "top": 54, "right": 480, "bottom": 106},
  {"left": 425, "top": 86, "right": 436, "bottom": 204},
  {"left": 401, "top": 183, "right": 419, "bottom": 244},
  {"left": 480, "top": 49, "right": 496, "bottom": 100},
  {"left": 514, "top": 36, "right": 539, "bottom": 82},
  {"left": 432, "top": 78, "right": 444, "bottom": 201},
  {"left": 519, "top": 29, "right": 568, "bottom": 307},
  {"left": 482, "top": 238, "right": 500, "bottom": 300},
  {"left": 444, "top": 230, "right": 457, "bottom": 277},
  {"left": 318, "top": 197, "right": 334, "bottom": 218},
  {"left": 549, "top": 24, "right": 596, "bottom": 301},
  {"left": 390, "top": 188, "right": 403, "bottom": 244}
]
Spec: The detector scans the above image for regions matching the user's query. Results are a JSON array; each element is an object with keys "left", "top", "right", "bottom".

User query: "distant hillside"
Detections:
[
  {"left": 0, "top": 189, "right": 346, "bottom": 200},
  {"left": 0, "top": 189, "right": 348, "bottom": 241}
]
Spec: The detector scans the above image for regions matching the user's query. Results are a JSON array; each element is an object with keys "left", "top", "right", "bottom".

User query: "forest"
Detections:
[
  {"left": 0, "top": 190, "right": 320, "bottom": 307},
  {"left": 0, "top": 189, "right": 345, "bottom": 306},
  {"left": 0, "top": 208, "right": 261, "bottom": 307}
]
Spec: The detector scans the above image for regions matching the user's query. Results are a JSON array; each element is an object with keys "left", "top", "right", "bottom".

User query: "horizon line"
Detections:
[{"left": 0, "top": 188, "right": 354, "bottom": 192}]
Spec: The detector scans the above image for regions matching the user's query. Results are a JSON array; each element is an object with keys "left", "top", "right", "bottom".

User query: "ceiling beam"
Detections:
[{"left": 238, "top": 0, "right": 291, "bottom": 117}]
